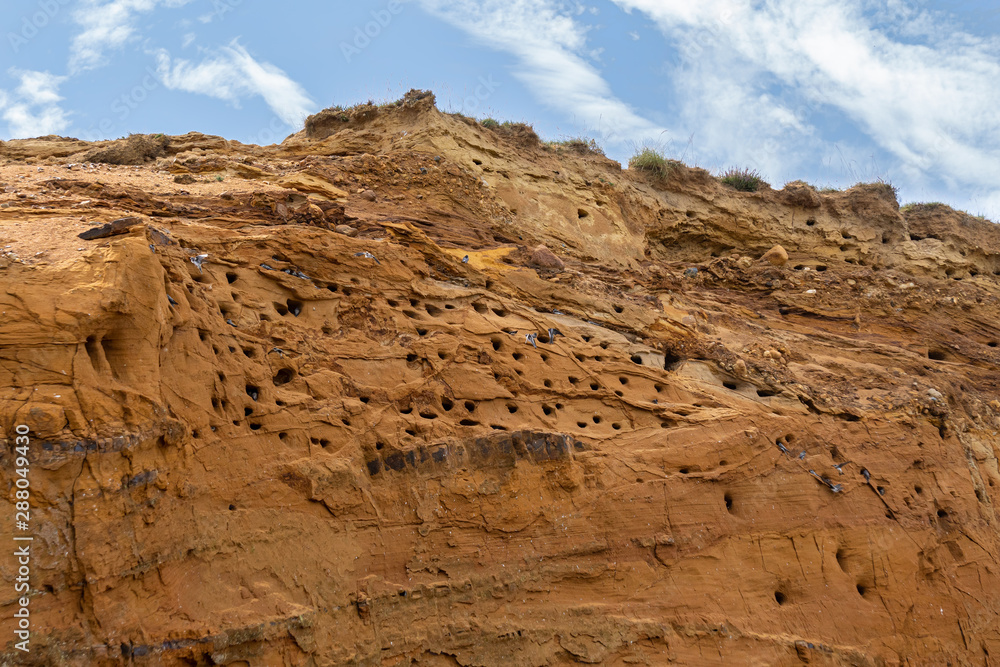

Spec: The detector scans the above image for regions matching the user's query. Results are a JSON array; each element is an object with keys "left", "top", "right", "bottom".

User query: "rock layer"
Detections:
[{"left": 1, "top": 94, "right": 999, "bottom": 665}]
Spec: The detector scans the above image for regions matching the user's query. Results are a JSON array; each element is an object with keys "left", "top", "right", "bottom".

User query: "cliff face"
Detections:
[{"left": 1, "top": 92, "right": 999, "bottom": 666}]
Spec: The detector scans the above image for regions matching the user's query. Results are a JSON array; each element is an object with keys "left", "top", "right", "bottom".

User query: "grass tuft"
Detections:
[
  {"left": 719, "top": 167, "right": 767, "bottom": 192},
  {"left": 546, "top": 137, "right": 605, "bottom": 156},
  {"left": 628, "top": 147, "right": 681, "bottom": 180}
]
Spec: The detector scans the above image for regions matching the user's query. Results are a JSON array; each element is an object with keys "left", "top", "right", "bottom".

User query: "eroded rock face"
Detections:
[{"left": 1, "top": 97, "right": 999, "bottom": 665}]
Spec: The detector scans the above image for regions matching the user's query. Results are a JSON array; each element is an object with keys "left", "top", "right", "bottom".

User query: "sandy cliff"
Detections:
[{"left": 0, "top": 91, "right": 998, "bottom": 665}]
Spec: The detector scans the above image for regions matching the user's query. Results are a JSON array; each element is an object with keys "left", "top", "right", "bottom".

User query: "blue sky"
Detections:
[{"left": 3, "top": 0, "right": 1000, "bottom": 219}]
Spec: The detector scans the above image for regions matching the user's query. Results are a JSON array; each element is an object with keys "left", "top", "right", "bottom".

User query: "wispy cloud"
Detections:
[
  {"left": 154, "top": 40, "right": 315, "bottom": 128},
  {"left": 69, "top": 0, "right": 193, "bottom": 74},
  {"left": 418, "top": 0, "right": 666, "bottom": 145},
  {"left": 610, "top": 0, "right": 1000, "bottom": 215},
  {"left": 1, "top": 69, "right": 70, "bottom": 138}
]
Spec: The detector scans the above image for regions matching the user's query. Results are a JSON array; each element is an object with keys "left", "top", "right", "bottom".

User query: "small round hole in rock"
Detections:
[
  {"left": 774, "top": 591, "right": 786, "bottom": 605},
  {"left": 273, "top": 368, "right": 295, "bottom": 386}
]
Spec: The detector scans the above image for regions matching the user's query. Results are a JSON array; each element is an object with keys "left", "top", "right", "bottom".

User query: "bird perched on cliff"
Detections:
[
  {"left": 777, "top": 442, "right": 789, "bottom": 454},
  {"left": 525, "top": 333, "right": 537, "bottom": 348},
  {"left": 547, "top": 328, "right": 563, "bottom": 343},
  {"left": 354, "top": 251, "right": 380, "bottom": 264},
  {"left": 833, "top": 462, "right": 848, "bottom": 474},
  {"left": 861, "top": 468, "right": 871, "bottom": 483},
  {"left": 167, "top": 295, "right": 177, "bottom": 306},
  {"left": 462, "top": 255, "right": 469, "bottom": 263},
  {"left": 190, "top": 253, "right": 208, "bottom": 272}
]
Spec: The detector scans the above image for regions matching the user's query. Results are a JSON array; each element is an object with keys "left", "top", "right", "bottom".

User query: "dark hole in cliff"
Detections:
[
  {"left": 723, "top": 381, "right": 738, "bottom": 390},
  {"left": 724, "top": 492, "right": 734, "bottom": 512},
  {"left": 246, "top": 385, "right": 259, "bottom": 401},
  {"left": 491, "top": 338, "right": 502, "bottom": 351},
  {"left": 404, "top": 428, "right": 416, "bottom": 436},
  {"left": 416, "top": 328, "right": 428, "bottom": 336},
  {"left": 600, "top": 341, "right": 610, "bottom": 349},
  {"left": 507, "top": 404, "right": 518, "bottom": 414},
  {"left": 441, "top": 397, "right": 454, "bottom": 411},
  {"left": 757, "top": 388, "right": 777, "bottom": 397},
  {"left": 774, "top": 591, "right": 786, "bottom": 605},
  {"left": 615, "top": 390, "right": 624, "bottom": 397},
  {"left": 988, "top": 341, "right": 998, "bottom": 348},
  {"left": 438, "top": 351, "right": 448, "bottom": 360},
  {"left": 877, "top": 486, "right": 885, "bottom": 495},
  {"left": 542, "top": 405, "right": 553, "bottom": 416},
  {"left": 473, "top": 302, "right": 488, "bottom": 314},
  {"left": 914, "top": 485, "right": 923, "bottom": 494},
  {"left": 424, "top": 303, "right": 442, "bottom": 316},
  {"left": 592, "top": 415, "right": 602, "bottom": 424},
  {"left": 492, "top": 307, "right": 507, "bottom": 317},
  {"left": 491, "top": 424, "right": 507, "bottom": 430},
  {"left": 937, "top": 509, "right": 948, "bottom": 518},
  {"left": 249, "top": 423, "right": 261, "bottom": 431},
  {"left": 244, "top": 407, "right": 253, "bottom": 416},
  {"left": 590, "top": 382, "right": 600, "bottom": 390},
  {"left": 464, "top": 401, "right": 476, "bottom": 412},
  {"left": 274, "top": 302, "right": 288, "bottom": 316},
  {"left": 419, "top": 411, "right": 438, "bottom": 420},
  {"left": 614, "top": 304, "right": 624, "bottom": 313},
  {"left": 406, "top": 354, "right": 418, "bottom": 363},
  {"left": 631, "top": 355, "right": 643, "bottom": 365},
  {"left": 654, "top": 383, "right": 664, "bottom": 392},
  {"left": 540, "top": 353, "right": 549, "bottom": 362},
  {"left": 242, "top": 347, "right": 256, "bottom": 358},
  {"left": 619, "top": 377, "right": 629, "bottom": 385},
  {"left": 359, "top": 396, "right": 370, "bottom": 404},
  {"left": 85, "top": 335, "right": 101, "bottom": 369},
  {"left": 612, "top": 423, "right": 621, "bottom": 430},
  {"left": 225, "top": 272, "right": 237, "bottom": 284},
  {"left": 663, "top": 352, "right": 682, "bottom": 370},
  {"left": 806, "top": 218, "right": 816, "bottom": 226},
  {"left": 578, "top": 208, "right": 589, "bottom": 219},
  {"left": 341, "top": 287, "right": 353, "bottom": 296},
  {"left": 577, "top": 421, "right": 587, "bottom": 428},
  {"left": 835, "top": 548, "right": 847, "bottom": 571},
  {"left": 856, "top": 584, "right": 867, "bottom": 596},
  {"left": 512, "top": 352, "right": 523, "bottom": 361},
  {"left": 285, "top": 299, "right": 303, "bottom": 316},
  {"left": 228, "top": 504, "right": 236, "bottom": 511},
  {"left": 460, "top": 419, "right": 479, "bottom": 426},
  {"left": 927, "top": 348, "right": 947, "bottom": 361},
  {"left": 679, "top": 467, "right": 690, "bottom": 474},
  {"left": 574, "top": 352, "right": 585, "bottom": 362},
  {"left": 278, "top": 432, "right": 287, "bottom": 440},
  {"left": 472, "top": 158, "right": 482, "bottom": 165},
  {"left": 568, "top": 376, "right": 579, "bottom": 385},
  {"left": 273, "top": 368, "right": 294, "bottom": 386}
]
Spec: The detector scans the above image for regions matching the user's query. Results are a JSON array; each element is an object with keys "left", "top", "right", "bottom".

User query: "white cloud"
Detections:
[
  {"left": 181, "top": 32, "right": 196, "bottom": 48},
  {"left": 611, "top": 0, "right": 1000, "bottom": 215},
  {"left": 69, "top": 0, "right": 193, "bottom": 73},
  {"left": 627, "top": 30, "right": 640, "bottom": 40},
  {"left": 2, "top": 69, "right": 70, "bottom": 138},
  {"left": 418, "top": 0, "right": 666, "bottom": 145},
  {"left": 154, "top": 41, "right": 315, "bottom": 128}
]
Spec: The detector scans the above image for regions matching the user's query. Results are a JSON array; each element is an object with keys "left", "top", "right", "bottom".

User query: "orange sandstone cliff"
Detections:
[{"left": 0, "top": 91, "right": 999, "bottom": 665}]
